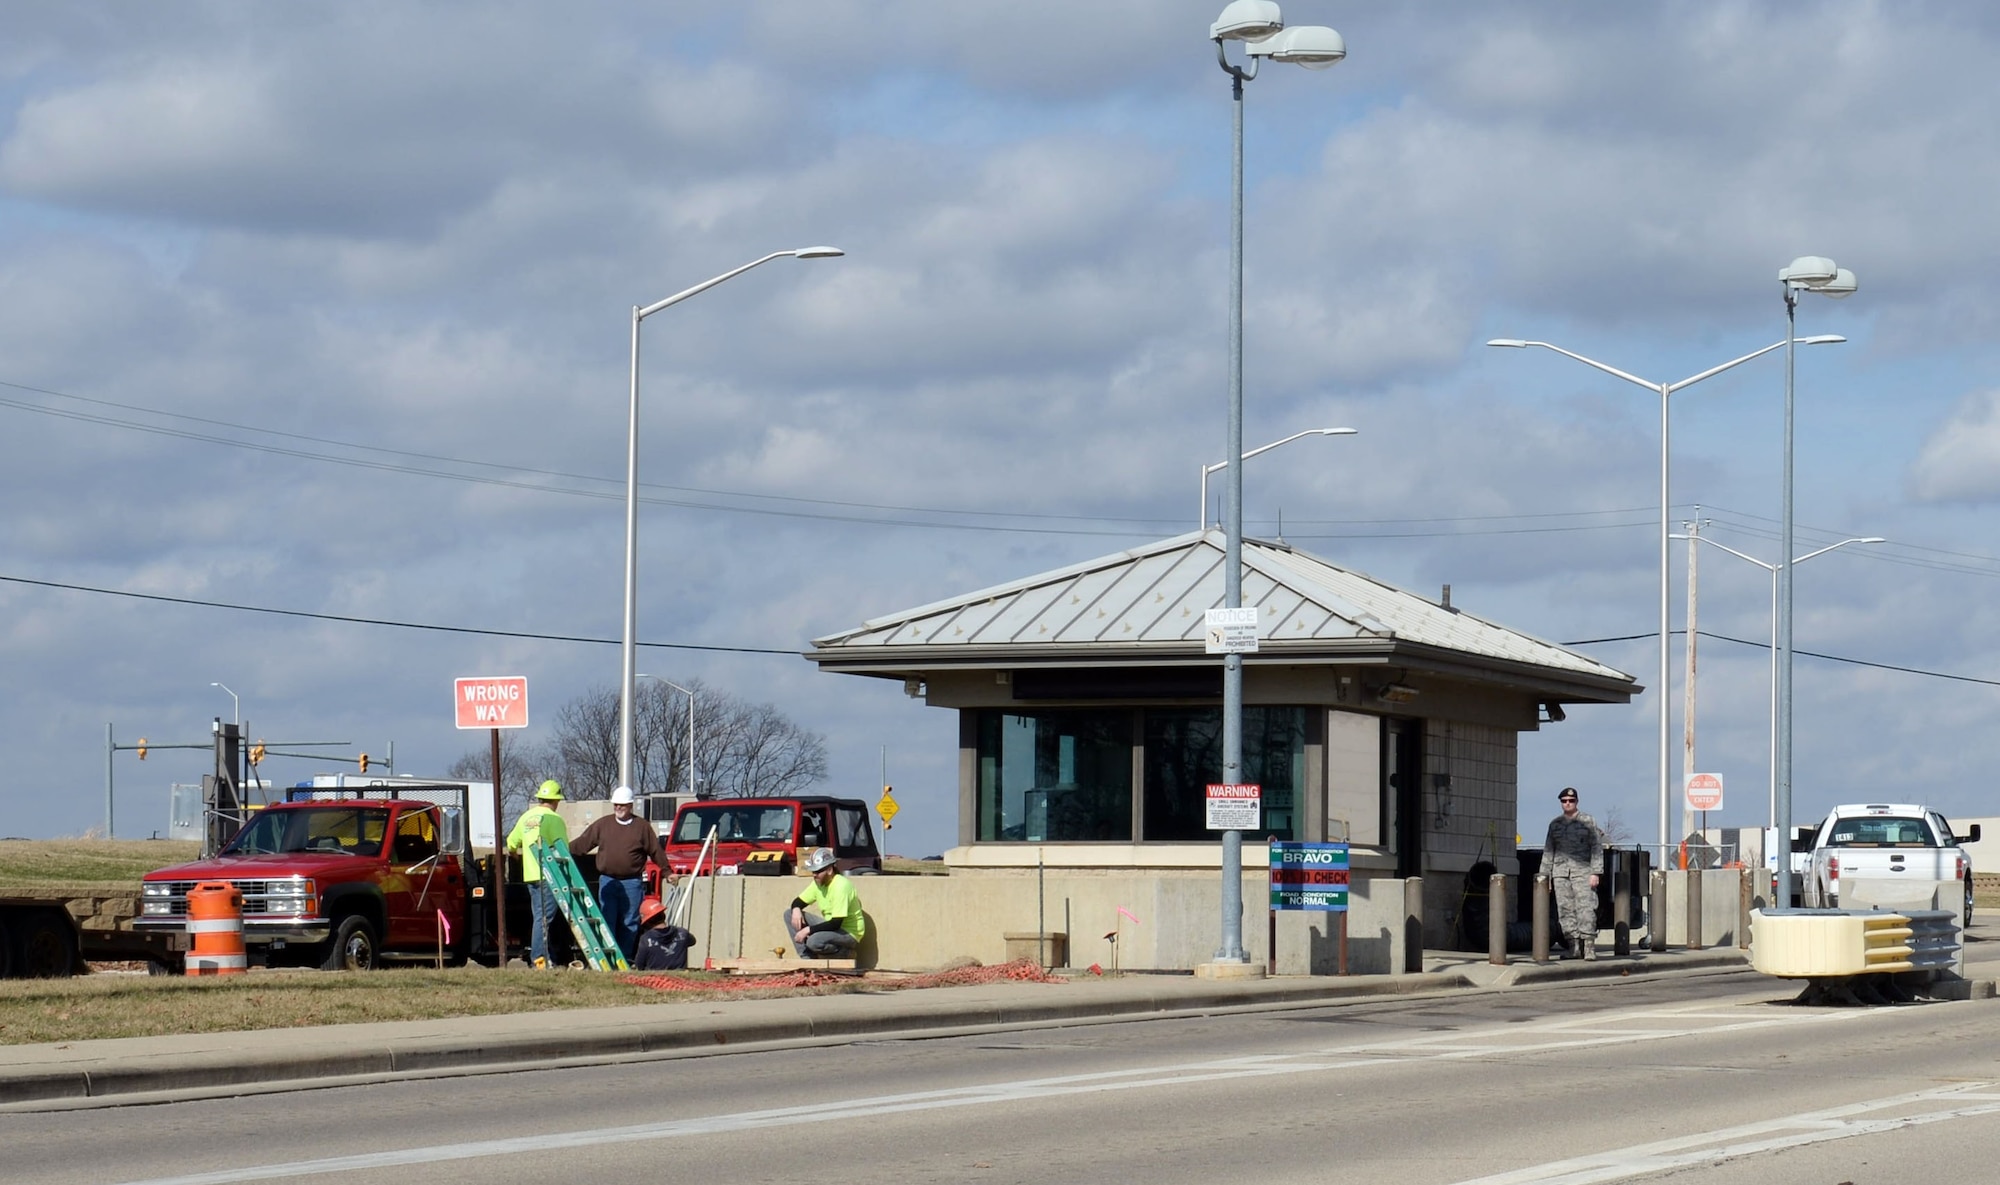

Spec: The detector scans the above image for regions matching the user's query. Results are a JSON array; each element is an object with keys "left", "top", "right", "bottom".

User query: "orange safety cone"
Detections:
[{"left": 185, "top": 881, "right": 246, "bottom": 976}]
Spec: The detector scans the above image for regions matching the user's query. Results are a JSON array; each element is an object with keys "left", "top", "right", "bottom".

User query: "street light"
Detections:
[
  {"left": 620, "top": 246, "right": 843, "bottom": 794},
  {"left": 638, "top": 674, "right": 697, "bottom": 798},
  {"left": 1669, "top": 532, "right": 1882, "bottom": 834},
  {"left": 210, "top": 682, "right": 239, "bottom": 725},
  {"left": 1776, "top": 256, "right": 1857, "bottom": 911},
  {"left": 1211, "top": 1, "right": 1345, "bottom": 966},
  {"left": 1487, "top": 332, "right": 1844, "bottom": 861},
  {"left": 1199, "top": 427, "right": 1357, "bottom": 527}
]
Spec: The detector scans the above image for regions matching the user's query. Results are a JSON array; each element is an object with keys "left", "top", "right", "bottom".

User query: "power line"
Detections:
[{"left": 1561, "top": 628, "right": 2000, "bottom": 689}]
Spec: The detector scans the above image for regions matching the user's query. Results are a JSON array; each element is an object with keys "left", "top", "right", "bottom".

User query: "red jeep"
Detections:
[{"left": 664, "top": 796, "right": 882, "bottom": 877}]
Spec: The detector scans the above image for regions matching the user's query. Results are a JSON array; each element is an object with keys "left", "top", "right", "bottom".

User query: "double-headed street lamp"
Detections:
[
  {"left": 1211, "top": 1, "right": 1347, "bottom": 966},
  {"left": 1775, "top": 256, "right": 1857, "bottom": 910},
  {"left": 619, "top": 247, "right": 842, "bottom": 794},
  {"left": 1487, "top": 331, "right": 1844, "bottom": 861},
  {"left": 1668, "top": 531, "right": 1882, "bottom": 833},
  {"left": 1199, "top": 427, "right": 1356, "bottom": 528}
]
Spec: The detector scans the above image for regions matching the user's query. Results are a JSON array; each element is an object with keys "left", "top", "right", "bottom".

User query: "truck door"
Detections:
[{"left": 386, "top": 808, "right": 462, "bottom": 951}]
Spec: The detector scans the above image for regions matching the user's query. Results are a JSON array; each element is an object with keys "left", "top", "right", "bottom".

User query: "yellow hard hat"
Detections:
[{"left": 536, "top": 779, "right": 563, "bottom": 801}]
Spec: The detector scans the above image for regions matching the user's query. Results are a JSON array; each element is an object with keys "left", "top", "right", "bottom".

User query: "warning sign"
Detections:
[
  {"left": 1205, "top": 783, "right": 1261, "bottom": 830},
  {"left": 1684, "top": 772, "right": 1724, "bottom": 812},
  {"left": 454, "top": 676, "right": 530, "bottom": 730}
]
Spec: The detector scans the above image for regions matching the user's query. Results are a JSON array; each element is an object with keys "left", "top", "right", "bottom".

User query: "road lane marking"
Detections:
[
  {"left": 95, "top": 1002, "right": 1897, "bottom": 1185},
  {"left": 1446, "top": 1082, "right": 2000, "bottom": 1184}
]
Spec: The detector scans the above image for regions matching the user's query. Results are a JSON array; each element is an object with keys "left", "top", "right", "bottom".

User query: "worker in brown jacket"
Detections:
[{"left": 569, "top": 786, "right": 664, "bottom": 961}]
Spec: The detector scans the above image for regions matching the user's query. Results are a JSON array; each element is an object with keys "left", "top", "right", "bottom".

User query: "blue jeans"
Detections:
[
  {"left": 528, "top": 880, "right": 557, "bottom": 965},
  {"left": 599, "top": 876, "right": 644, "bottom": 961}
]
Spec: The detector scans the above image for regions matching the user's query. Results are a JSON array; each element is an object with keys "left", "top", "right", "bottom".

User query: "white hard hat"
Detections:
[
  {"left": 803, "top": 847, "right": 838, "bottom": 874},
  {"left": 609, "top": 786, "right": 636, "bottom": 805}
]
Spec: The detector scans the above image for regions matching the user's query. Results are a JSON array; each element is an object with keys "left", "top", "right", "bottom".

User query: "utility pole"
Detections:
[{"left": 1681, "top": 507, "right": 1705, "bottom": 846}]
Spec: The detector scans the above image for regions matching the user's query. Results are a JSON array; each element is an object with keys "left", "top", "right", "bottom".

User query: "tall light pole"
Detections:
[
  {"left": 1199, "top": 427, "right": 1356, "bottom": 528},
  {"left": 639, "top": 674, "right": 698, "bottom": 798},
  {"left": 1669, "top": 532, "right": 1882, "bottom": 833},
  {"left": 1487, "top": 332, "right": 1844, "bottom": 860},
  {"left": 1775, "top": 256, "right": 1857, "bottom": 910},
  {"left": 210, "top": 682, "right": 239, "bottom": 725},
  {"left": 620, "top": 246, "right": 843, "bottom": 794},
  {"left": 1211, "top": 1, "right": 1346, "bottom": 966}
]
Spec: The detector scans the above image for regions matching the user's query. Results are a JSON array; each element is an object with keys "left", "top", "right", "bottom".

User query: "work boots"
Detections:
[
  {"left": 1582, "top": 938, "right": 1597, "bottom": 961},
  {"left": 1567, "top": 939, "right": 1582, "bottom": 960}
]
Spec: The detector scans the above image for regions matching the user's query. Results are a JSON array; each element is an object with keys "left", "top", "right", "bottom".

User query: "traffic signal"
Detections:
[
  {"left": 358, "top": 753, "right": 370, "bottom": 773},
  {"left": 249, "top": 741, "right": 266, "bottom": 766},
  {"left": 137, "top": 738, "right": 147, "bottom": 761}
]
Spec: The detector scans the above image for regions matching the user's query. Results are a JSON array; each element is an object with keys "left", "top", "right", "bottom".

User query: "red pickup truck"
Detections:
[{"left": 136, "top": 785, "right": 505, "bottom": 970}]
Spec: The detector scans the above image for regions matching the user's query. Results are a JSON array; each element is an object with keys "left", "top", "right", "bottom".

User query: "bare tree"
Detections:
[
  {"left": 446, "top": 730, "right": 558, "bottom": 820},
  {"left": 702, "top": 696, "right": 828, "bottom": 797}
]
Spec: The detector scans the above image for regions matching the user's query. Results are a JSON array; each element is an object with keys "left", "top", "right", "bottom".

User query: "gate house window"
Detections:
[
  {"left": 1143, "top": 707, "right": 1305, "bottom": 841},
  {"left": 976, "top": 710, "right": 1132, "bottom": 841}
]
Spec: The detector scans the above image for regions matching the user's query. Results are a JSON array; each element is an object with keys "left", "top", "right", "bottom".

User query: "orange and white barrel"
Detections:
[{"left": 185, "top": 881, "right": 246, "bottom": 976}]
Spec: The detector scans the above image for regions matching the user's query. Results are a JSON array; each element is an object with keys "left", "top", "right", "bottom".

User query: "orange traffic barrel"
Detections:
[{"left": 185, "top": 881, "right": 246, "bottom": 976}]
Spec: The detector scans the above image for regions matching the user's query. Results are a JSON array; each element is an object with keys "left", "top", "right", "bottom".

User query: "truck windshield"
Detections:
[
  {"left": 224, "top": 807, "right": 391, "bottom": 856},
  {"left": 1826, "top": 816, "right": 1938, "bottom": 847},
  {"left": 673, "top": 804, "right": 795, "bottom": 844}
]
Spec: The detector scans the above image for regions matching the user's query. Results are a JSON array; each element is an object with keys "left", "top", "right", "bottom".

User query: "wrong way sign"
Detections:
[{"left": 455, "top": 676, "right": 529, "bottom": 730}]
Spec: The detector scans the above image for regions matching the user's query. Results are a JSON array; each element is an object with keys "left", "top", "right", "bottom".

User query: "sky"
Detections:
[{"left": 5, "top": 1, "right": 2000, "bottom": 860}]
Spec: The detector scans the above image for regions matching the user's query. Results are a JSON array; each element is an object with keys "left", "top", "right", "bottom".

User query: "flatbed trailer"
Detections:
[{"left": 0, "top": 885, "right": 183, "bottom": 977}]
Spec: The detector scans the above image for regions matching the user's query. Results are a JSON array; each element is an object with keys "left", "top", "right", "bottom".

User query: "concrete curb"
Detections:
[{"left": 0, "top": 954, "right": 1748, "bottom": 1109}]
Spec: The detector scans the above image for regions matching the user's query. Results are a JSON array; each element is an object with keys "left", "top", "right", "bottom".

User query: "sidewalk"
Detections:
[{"left": 0, "top": 946, "right": 1751, "bottom": 1110}]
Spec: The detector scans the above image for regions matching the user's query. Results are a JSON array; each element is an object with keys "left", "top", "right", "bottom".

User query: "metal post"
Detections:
[
  {"left": 1536, "top": 868, "right": 1552, "bottom": 960},
  {"left": 1613, "top": 855, "right": 1632, "bottom": 957},
  {"left": 1656, "top": 382, "right": 1673, "bottom": 864},
  {"left": 1487, "top": 873, "right": 1508, "bottom": 966},
  {"left": 1775, "top": 293, "right": 1799, "bottom": 912},
  {"left": 490, "top": 727, "right": 508, "bottom": 963},
  {"left": 1682, "top": 509, "right": 1701, "bottom": 844},
  {"left": 1215, "top": 66, "right": 1248, "bottom": 964},
  {"left": 1687, "top": 867, "right": 1705, "bottom": 950},
  {"left": 1649, "top": 871, "right": 1669, "bottom": 952},
  {"left": 1402, "top": 876, "right": 1424, "bottom": 974},
  {"left": 105, "top": 722, "right": 115, "bottom": 839},
  {"left": 1739, "top": 868, "right": 1753, "bottom": 950},
  {"left": 619, "top": 306, "right": 643, "bottom": 795}
]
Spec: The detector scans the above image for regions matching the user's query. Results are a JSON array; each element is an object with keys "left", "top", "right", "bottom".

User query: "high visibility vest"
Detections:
[{"left": 506, "top": 805, "right": 569, "bottom": 882}]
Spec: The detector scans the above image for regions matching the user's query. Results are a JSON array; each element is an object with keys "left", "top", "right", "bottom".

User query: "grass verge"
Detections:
[
  {"left": 0, "top": 839, "right": 199, "bottom": 889},
  {"left": 0, "top": 966, "right": 858, "bottom": 1046}
]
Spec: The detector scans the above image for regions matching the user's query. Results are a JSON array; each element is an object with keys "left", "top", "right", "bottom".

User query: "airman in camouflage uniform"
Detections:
[{"left": 1544, "top": 786, "right": 1603, "bottom": 959}]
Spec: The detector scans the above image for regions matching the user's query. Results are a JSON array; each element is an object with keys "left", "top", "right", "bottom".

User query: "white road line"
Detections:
[
  {"left": 1447, "top": 1082, "right": 2000, "bottom": 1184},
  {"left": 94, "top": 1002, "right": 1904, "bottom": 1185}
]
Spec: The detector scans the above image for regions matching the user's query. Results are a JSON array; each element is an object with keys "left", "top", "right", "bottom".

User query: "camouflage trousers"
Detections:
[{"left": 1551, "top": 871, "right": 1597, "bottom": 946}]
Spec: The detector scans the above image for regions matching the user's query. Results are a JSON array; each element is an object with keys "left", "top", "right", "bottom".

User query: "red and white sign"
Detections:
[
  {"left": 1684, "top": 772, "right": 1724, "bottom": 812},
  {"left": 455, "top": 676, "right": 529, "bottom": 730},
  {"left": 1205, "top": 782, "right": 1262, "bottom": 830}
]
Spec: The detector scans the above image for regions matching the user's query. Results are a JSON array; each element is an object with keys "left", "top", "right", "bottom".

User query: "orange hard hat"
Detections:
[{"left": 638, "top": 896, "right": 666, "bottom": 926}]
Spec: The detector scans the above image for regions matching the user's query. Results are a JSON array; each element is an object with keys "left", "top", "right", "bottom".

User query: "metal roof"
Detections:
[{"left": 809, "top": 530, "right": 1634, "bottom": 693}]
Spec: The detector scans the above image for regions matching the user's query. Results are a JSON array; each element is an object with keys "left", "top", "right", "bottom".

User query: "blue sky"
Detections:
[{"left": 4, "top": 1, "right": 1999, "bottom": 859}]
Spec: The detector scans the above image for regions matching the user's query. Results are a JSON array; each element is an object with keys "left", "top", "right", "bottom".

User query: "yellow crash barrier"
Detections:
[{"left": 1750, "top": 910, "right": 1915, "bottom": 977}]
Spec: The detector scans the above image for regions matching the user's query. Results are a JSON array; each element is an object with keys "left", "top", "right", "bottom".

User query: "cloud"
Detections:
[{"left": 1910, "top": 389, "right": 2000, "bottom": 503}]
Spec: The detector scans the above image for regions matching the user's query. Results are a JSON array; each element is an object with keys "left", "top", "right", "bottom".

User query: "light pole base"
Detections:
[{"left": 1195, "top": 960, "right": 1266, "bottom": 981}]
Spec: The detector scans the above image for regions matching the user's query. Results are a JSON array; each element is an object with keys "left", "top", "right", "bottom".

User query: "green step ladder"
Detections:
[{"left": 530, "top": 839, "right": 630, "bottom": 971}]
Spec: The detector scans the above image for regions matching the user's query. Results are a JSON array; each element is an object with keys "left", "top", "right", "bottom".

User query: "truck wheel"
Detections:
[
  {"left": 0, "top": 918, "right": 13, "bottom": 978},
  {"left": 320, "top": 916, "right": 380, "bottom": 972},
  {"left": 1967, "top": 882, "right": 1975, "bottom": 930},
  {"left": 15, "top": 912, "right": 78, "bottom": 978}
]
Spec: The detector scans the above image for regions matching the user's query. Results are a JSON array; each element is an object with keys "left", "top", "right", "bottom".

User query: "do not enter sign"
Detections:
[
  {"left": 1684, "top": 772, "right": 1724, "bottom": 812},
  {"left": 455, "top": 676, "right": 529, "bottom": 729}
]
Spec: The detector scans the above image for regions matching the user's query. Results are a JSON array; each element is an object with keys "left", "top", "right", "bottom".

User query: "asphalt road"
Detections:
[{"left": 10, "top": 938, "right": 1999, "bottom": 1185}]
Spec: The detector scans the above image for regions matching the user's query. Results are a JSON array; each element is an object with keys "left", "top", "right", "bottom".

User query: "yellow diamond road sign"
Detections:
[{"left": 877, "top": 791, "right": 899, "bottom": 825}]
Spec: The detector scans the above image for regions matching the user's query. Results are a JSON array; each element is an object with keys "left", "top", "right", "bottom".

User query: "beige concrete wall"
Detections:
[
  {"left": 1656, "top": 869, "right": 1750, "bottom": 947},
  {"left": 669, "top": 870, "right": 1414, "bottom": 975}
]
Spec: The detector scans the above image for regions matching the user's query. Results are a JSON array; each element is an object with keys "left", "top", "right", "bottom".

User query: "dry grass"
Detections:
[
  {"left": 0, "top": 966, "right": 857, "bottom": 1045},
  {"left": 0, "top": 839, "right": 199, "bottom": 890}
]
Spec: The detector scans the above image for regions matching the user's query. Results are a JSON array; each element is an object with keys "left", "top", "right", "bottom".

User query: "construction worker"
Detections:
[
  {"left": 505, "top": 780, "right": 570, "bottom": 968},
  {"left": 632, "top": 895, "right": 696, "bottom": 971},
  {"left": 568, "top": 785, "right": 662, "bottom": 961},
  {"left": 783, "top": 847, "right": 865, "bottom": 960},
  {"left": 1544, "top": 786, "right": 1604, "bottom": 960}
]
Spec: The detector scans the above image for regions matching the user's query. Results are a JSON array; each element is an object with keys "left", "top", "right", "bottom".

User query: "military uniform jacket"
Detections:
[{"left": 1544, "top": 812, "right": 1603, "bottom": 876}]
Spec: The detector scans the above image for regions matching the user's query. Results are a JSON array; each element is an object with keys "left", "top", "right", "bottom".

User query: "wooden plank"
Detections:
[{"left": 710, "top": 957, "right": 856, "bottom": 974}]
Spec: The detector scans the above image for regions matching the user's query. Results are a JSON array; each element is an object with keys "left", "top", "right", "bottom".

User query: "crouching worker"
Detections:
[
  {"left": 631, "top": 896, "right": 697, "bottom": 971},
  {"left": 784, "top": 847, "right": 864, "bottom": 960}
]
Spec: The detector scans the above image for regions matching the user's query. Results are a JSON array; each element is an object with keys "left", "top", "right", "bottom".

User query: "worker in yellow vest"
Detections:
[{"left": 506, "top": 780, "right": 570, "bottom": 967}]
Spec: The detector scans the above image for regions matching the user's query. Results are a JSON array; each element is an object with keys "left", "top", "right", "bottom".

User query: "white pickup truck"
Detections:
[{"left": 1799, "top": 803, "right": 1980, "bottom": 927}]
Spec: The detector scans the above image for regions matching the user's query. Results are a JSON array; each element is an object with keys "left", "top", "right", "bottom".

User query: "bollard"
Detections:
[
  {"left": 1612, "top": 854, "right": 1631, "bottom": 957},
  {"left": 185, "top": 880, "right": 245, "bottom": 976},
  {"left": 1687, "top": 867, "right": 1705, "bottom": 950},
  {"left": 1488, "top": 873, "right": 1508, "bottom": 966},
  {"left": 1532, "top": 873, "right": 1551, "bottom": 963},
  {"left": 1402, "top": 876, "right": 1425, "bottom": 974},
  {"left": 1649, "top": 871, "right": 1669, "bottom": 951},
  {"left": 1739, "top": 868, "right": 1753, "bottom": 950}
]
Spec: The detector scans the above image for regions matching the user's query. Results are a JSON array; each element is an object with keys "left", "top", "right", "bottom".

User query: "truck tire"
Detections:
[
  {"left": 15, "top": 911, "right": 79, "bottom": 978},
  {"left": 1967, "top": 881, "right": 1975, "bottom": 930},
  {"left": 0, "top": 917, "right": 13, "bottom": 978},
  {"left": 320, "top": 915, "right": 380, "bottom": 972}
]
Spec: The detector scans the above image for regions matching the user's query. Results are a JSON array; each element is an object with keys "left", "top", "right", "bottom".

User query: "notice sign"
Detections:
[
  {"left": 1270, "top": 841, "right": 1350, "bottom": 912},
  {"left": 454, "top": 676, "right": 529, "bottom": 730},
  {"left": 1206, "top": 782, "right": 1261, "bottom": 830},
  {"left": 1205, "top": 606, "right": 1259, "bottom": 654},
  {"left": 1685, "top": 772, "right": 1724, "bottom": 812}
]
